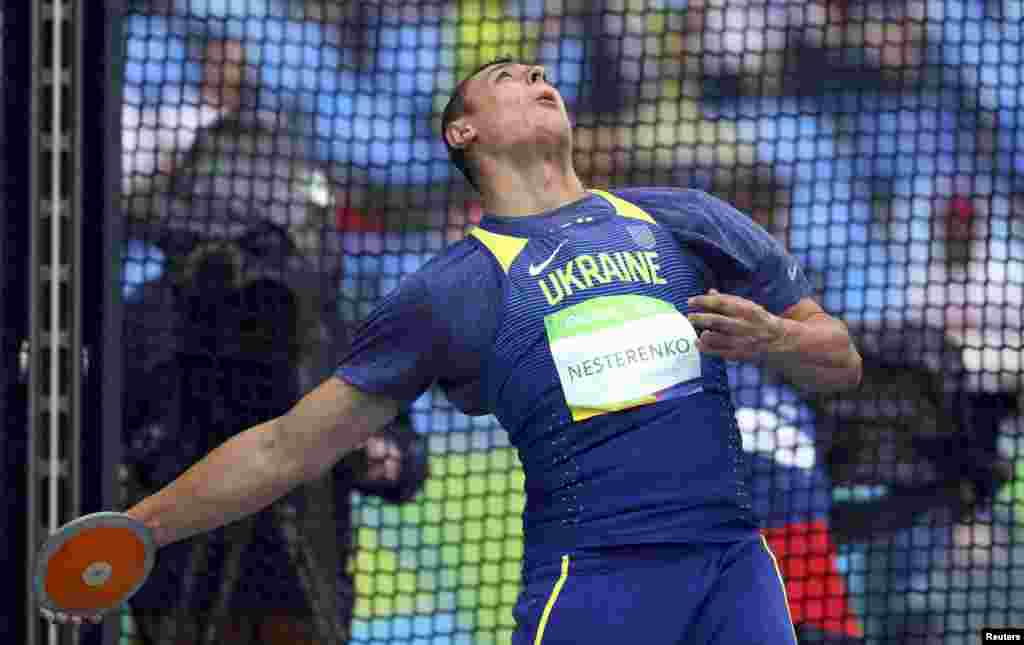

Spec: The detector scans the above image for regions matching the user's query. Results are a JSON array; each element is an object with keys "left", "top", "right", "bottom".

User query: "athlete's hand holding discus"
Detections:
[{"left": 688, "top": 289, "right": 863, "bottom": 393}]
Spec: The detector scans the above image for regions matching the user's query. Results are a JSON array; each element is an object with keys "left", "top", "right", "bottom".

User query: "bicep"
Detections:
[{"left": 279, "top": 376, "right": 400, "bottom": 481}]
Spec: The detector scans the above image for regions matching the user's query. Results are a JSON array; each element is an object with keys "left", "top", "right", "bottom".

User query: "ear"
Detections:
[{"left": 445, "top": 119, "right": 476, "bottom": 150}]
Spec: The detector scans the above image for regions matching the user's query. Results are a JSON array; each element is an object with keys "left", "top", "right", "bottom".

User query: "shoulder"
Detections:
[
  {"left": 400, "top": 236, "right": 503, "bottom": 303},
  {"left": 608, "top": 186, "right": 716, "bottom": 209},
  {"left": 607, "top": 187, "right": 797, "bottom": 280},
  {"left": 607, "top": 187, "right": 754, "bottom": 235},
  {"left": 415, "top": 236, "right": 495, "bottom": 279},
  {"left": 608, "top": 187, "right": 736, "bottom": 223},
  {"left": 390, "top": 236, "right": 503, "bottom": 359}
]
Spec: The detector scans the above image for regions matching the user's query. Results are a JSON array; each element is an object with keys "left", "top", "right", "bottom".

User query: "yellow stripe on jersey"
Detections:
[
  {"left": 760, "top": 535, "right": 800, "bottom": 645},
  {"left": 470, "top": 227, "right": 529, "bottom": 274},
  {"left": 533, "top": 555, "right": 571, "bottom": 645},
  {"left": 589, "top": 189, "right": 657, "bottom": 224},
  {"left": 570, "top": 394, "right": 659, "bottom": 422}
]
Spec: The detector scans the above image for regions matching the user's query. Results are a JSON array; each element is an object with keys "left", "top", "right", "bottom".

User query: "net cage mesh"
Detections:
[{"left": 116, "top": 1, "right": 1023, "bottom": 644}]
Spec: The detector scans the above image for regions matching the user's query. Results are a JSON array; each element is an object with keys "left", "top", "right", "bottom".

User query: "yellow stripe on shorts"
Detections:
[
  {"left": 760, "top": 535, "right": 799, "bottom": 644},
  {"left": 533, "top": 554, "right": 571, "bottom": 645}
]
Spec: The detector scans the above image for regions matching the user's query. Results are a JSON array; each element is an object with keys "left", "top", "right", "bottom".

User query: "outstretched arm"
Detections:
[
  {"left": 126, "top": 376, "right": 399, "bottom": 548},
  {"left": 688, "top": 291, "right": 862, "bottom": 393}
]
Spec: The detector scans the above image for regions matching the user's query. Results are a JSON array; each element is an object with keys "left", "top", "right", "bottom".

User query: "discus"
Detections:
[{"left": 35, "top": 512, "right": 156, "bottom": 615}]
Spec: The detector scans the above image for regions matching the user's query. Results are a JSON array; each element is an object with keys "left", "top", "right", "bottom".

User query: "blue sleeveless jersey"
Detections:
[{"left": 337, "top": 188, "right": 812, "bottom": 564}]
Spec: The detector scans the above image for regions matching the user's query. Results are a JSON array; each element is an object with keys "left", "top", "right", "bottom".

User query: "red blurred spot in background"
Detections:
[
  {"left": 336, "top": 206, "right": 387, "bottom": 233},
  {"left": 946, "top": 195, "right": 975, "bottom": 241}
]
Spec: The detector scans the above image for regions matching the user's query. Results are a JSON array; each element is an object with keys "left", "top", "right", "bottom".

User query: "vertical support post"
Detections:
[{"left": 27, "top": 1, "right": 81, "bottom": 643}]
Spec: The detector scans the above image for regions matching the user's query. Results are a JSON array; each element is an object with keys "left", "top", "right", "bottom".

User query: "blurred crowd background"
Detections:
[{"left": 81, "top": 0, "right": 1024, "bottom": 643}]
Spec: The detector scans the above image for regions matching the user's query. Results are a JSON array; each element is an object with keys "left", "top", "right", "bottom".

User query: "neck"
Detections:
[{"left": 477, "top": 152, "right": 588, "bottom": 217}]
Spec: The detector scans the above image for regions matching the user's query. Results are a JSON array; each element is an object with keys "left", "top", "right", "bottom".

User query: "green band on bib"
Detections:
[{"left": 544, "top": 295, "right": 675, "bottom": 341}]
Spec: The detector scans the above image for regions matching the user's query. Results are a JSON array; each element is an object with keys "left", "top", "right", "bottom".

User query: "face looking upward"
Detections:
[{"left": 447, "top": 62, "right": 573, "bottom": 165}]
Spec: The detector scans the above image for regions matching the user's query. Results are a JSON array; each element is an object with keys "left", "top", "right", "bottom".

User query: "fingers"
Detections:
[
  {"left": 688, "top": 288, "right": 759, "bottom": 337},
  {"left": 688, "top": 289, "right": 761, "bottom": 320},
  {"left": 40, "top": 607, "right": 103, "bottom": 626},
  {"left": 687, "top": 312, "right": 749, "bottom": 336}
]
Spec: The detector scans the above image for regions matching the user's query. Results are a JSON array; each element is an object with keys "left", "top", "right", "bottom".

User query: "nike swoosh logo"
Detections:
[{"left": 528, "top": 240, "right": 568, "bottom": 276}]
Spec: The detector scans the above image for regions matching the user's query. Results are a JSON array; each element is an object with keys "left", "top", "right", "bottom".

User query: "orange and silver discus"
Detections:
[{"left": 35, "top": 512, "right": 155, "bottom": 615}]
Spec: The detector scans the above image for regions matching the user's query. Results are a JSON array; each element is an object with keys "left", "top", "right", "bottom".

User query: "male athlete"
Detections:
[{"left": 44, "top": 59, "right": 862, "bottom": 644}]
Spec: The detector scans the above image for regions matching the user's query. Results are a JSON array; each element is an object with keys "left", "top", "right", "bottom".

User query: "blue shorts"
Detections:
[{"left": 512, "top": 536, "right": 798, "bottom": 645}]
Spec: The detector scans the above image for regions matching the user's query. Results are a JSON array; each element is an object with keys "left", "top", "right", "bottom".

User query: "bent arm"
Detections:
[
  {"left": 126, "top": 376, "right": 399, "bottom": 547},
  {"left": 764, "top": 298, "right": 863, "bottom": 393}
]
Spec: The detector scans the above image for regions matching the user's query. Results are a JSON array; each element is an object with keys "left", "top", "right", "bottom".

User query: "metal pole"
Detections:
[
  {"left": 28, "top": 1, "right": 80, "bottom": 643},
  {"left": 48, "top": 0, "right": 66, "bottom": 569}
]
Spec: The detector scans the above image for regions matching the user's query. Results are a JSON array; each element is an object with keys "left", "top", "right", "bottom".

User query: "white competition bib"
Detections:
[{"left": 544, "top": 295, "right": 702, "bottom": 421}]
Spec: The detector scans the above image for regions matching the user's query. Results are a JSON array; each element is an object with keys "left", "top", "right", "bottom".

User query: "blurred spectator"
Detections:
[
  {"left": 688, "top": 0, "right": 841, "bottom": 95},
  {"left": 721, "top": 184, "right": 862, "bottom": 644},
  {"left": 730, "top": 363, "right": 864, "bottom": 645},
  {"left": 571, "top": 80, "right": 758, "bottom": 188},
  {"left": 923, "top": 0, "right": 1024, "bottom": 189},
  {"left": 708, "top": 166, "right": 791, "bottom": 237},
  {"left": 699, "top": 14, "right": 1024, "bottom": 624},
  {"left": 121, "top": 23, "right": 320, "bottom": 279},
  {"left": 120, "top": 220, "right": 429, "bottom": 645},
  {"left": 816, "top": 323, "right": 1016, "bottom": 541},
  {"left": 121, "top": 13, "right": 191, "bottom": 194},
  {"left": 810, "top": 321, "right": 1018, "bottom": 645},
  {"left": 122, "top": 33, "right": 264, "bottom": 194},
  {"left": 120, "top": 10, "right": 429, "bottom": 644},
  {"left": 913, "top": 186, "right": 1023, "bottom": 387},
  {"left": 124, "top": 5, "right": 453, "bottom": 191},
  {"left": 699, "top": 0, "right": 1007, "bottom": 330},
  {"left": 818, "top": 0, "right": 930, "bottom": 81},
  {"left": 448, "top": 0, "right": 754, "bottom": 190},
  {"left": 268, "top": 3, "right": 453, "bottom": 186},
  {"left": 566, "top": 0, "right": 757, "bottom": 188},
  {"left": 454, "top": 0, "right": 696, "bottom": 116}
]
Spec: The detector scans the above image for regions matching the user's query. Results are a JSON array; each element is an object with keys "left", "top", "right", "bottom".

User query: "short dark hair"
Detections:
[{"left": 441, "top": 57, "right": 517, "bottom": 191}]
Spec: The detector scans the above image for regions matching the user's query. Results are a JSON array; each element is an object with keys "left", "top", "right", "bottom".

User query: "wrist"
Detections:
[{"left": 125, "top": 504, "right": 170, "bottom": 548}]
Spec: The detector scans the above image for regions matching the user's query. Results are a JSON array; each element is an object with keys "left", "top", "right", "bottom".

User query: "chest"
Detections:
[
  {"left": 481, "top": 221, "right": 712, "bottom": 424},
  {"left": 504, "top": 220, "right": 708, "bottom": 315}
]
